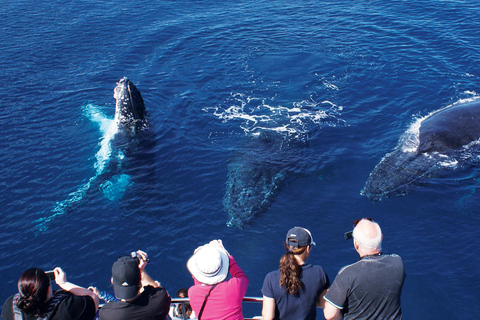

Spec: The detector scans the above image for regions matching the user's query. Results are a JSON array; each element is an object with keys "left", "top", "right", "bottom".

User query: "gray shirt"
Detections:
[{"left": 324, "top": 253, "right": 405, "bottom": 320}]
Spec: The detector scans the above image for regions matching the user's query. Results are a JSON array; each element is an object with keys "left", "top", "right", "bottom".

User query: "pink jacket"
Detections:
[{"left": 188, "top": 256, "right": 249, "bottom": 320}]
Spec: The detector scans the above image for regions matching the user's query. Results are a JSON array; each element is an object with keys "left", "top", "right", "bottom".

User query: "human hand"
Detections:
[
  {"left": 133, "top": 250, "right": 149, "bottom": 270},
  {"left": 208, "top": 239, "right": 230, "bottom": 256},
  {"left": 53, "top": 267, "right": 67, "bottom": 285},
  {"left": 88, "top": 286, "right": 100, "bottom": 296}
]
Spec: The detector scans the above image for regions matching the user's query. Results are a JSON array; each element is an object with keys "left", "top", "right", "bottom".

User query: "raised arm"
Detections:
[
  {"left": 135, "top": 250, "right": 162, "bottom": 288},
  {"left": 54, "top": 267, "right": 99, "bottom": 310}
]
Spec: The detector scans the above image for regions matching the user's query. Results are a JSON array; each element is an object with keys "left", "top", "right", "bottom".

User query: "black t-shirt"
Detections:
[
  {"left": 261, "top": 264, "right": 330, "bottom": 320},
  {"left": 99, "top": 286, "right": 170, "bottom": 320},
  {"left": 2, "top": 291, "right": 96, "bottom": 320},
  {"left": 324, "top": 253, "right": 405, "bottom": 320}
]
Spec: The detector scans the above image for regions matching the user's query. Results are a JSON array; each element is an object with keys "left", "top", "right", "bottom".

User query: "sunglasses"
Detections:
[{"left": 344, "top": 217, "right": 374, "bottom": 240}]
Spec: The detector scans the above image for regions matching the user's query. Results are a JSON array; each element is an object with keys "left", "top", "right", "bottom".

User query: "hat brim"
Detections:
[
  {"left": 112, "top": 280, "right": 139, "bottom": 300},
  {"left": 187, "top": 245, "right": 230, "bottom": 285}
]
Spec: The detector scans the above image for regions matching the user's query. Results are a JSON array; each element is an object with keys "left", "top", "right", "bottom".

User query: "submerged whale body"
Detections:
[
  {"left": 224, "top": 132, "right": 289, "bottom": 229},
  {"left": 362, "top": 99, "right": 480, "bottom": 201},
  {"left": 36, "top": 77, "right": 148, "bottom": 231}
]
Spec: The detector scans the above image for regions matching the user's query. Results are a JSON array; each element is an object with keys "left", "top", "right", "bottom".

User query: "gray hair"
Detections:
[{"left": 352, "top": 219, "right": 382, "bottom": 251}]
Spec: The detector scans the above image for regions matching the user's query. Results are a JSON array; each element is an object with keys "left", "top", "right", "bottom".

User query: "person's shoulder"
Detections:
[
  {"left": 151, "top": 286, "right": 170, "bottom": 298},
  {"left": 382, "top": 253, "right": 404, "bottom": 263},
  {"left": 310, "top": 264, "right": 327, "bottom": 271},
  {"left": 383, "top": 253, "right": 405, "bottom": 268},
  {"left": 266, "top": 269, "right": 280, "bottom": 277},
  {"left": 337, "top": 260, "right": 362, "bottom": 275},
  {"left": 263, "top": 269, "right": 280, "bottom": 282},
  {"left": 1, "top": 295, "right": 14, "bottom": 320},
  {"left": 2, "top": 295, "right": 14, "bottom": 308},
  {"left": 55, "top": 293, "right": 96, "bottom": 320},
  {"left": 385, "top": 253, "right": 402, "bottom": 259}
]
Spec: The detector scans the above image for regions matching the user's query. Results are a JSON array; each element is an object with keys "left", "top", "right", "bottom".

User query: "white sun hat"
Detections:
[{"left": 187, "top": 244, "right": 230, "bottom": 285}]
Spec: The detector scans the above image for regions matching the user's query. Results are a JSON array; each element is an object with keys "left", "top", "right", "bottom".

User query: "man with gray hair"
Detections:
[{"left": 323, "top": 218, "right": 405, "bottom": 320}]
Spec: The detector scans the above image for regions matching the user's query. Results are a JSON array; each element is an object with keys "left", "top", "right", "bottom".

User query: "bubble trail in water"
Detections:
[{"left": 35, "top": 104, "right": 118, "bottom": 233}]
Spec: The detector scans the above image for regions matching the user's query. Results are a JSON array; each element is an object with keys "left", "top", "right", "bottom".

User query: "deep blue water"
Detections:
[{"left": 1, "top": 0, "right": 480, "bottom": 319}]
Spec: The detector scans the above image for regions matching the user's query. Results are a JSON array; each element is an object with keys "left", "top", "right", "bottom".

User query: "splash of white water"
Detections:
[
  {"left": 203, "top": 92, "right": 344, "bottom": 140},
  {"left": 35, "top": 104, "right": 125, "bottom": 232}
]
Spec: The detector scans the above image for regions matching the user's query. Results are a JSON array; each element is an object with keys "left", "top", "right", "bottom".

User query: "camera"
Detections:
[
  {"left": 45, "top": 270, "right": 55, "bottom": 280},
  {"left": 344, "top": 231, "right": 353, "bottom": 240},
  {"left": 131, "top": 252, "right": 150, "bottom": 264}
]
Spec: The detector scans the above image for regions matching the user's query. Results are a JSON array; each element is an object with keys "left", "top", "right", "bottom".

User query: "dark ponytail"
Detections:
[
  {"left": 16, "top": 268, "right": 51, "bottom": 316},
  {"left": 279, "top": 243, "right": 307, "bottom": 296}
]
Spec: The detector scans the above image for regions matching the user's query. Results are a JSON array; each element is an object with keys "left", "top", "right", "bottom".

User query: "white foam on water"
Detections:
[
  {"left": 203, "top": 92, "right": 344, "bottom": 140},
  {"left": 35, "top": 104, "right": 125, "bottom": 232}
]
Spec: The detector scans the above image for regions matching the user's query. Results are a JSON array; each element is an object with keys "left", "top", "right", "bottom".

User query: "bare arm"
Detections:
[
  {"left": 54, "top": 268, "right": 99, "bottom": 310},
  {"left": 261, "top": 295, "right": 276, "bottom": 320},
  {"left": 323, "top": 300, "right": 343, "bottom": 320},
  {"left": 136, "top": 250, "right": 161, "bottom": 288},
  {"left": 316, "top": 289, "right": 328, "bottom": 308}
]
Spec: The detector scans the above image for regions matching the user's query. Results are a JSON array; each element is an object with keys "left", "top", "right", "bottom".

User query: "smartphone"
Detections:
[{"left": 45, "top": 270, "right": 55, "bottom": 280}]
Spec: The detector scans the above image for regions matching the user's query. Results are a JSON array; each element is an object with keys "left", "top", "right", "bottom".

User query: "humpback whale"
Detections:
[
  {"left": 211, "top": 93, "right": 344, "bottom": 229},
  {"left": 224, "top": 131, "right": 289, "bottom": 229},
  {"left": 35, "top": 77, "right": 148, "bottom": 231},
  {"left": 114, "top": 77, "right": 148, "bottom": 133},
  {"left": 361, "top": 98, "right": 480, "bottom": 201}
]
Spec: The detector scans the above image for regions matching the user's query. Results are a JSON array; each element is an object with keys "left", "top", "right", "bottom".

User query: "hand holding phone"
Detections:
[{"left": 45, "top": 270, "right": 55, "bottom": 280}]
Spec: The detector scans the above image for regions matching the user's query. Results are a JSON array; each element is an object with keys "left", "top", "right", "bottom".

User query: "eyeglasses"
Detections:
[{"left": 344, "top": 217, "right": 374, "bottom": 240}]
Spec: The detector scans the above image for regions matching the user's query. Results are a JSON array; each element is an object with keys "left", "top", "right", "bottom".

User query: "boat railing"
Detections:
[{"left": 170, "top": 296, "right": 264, "bottom": 320}]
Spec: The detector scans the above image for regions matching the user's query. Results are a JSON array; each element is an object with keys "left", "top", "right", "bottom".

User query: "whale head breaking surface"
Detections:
[
  {"left": 114, "top": 77, "right": 148, "bottom": 132},
  {"left": 362, "top": 98, "right": 480, "bottom": 200},
  {"left": 35, "top": 78, "right": 149, "bottom": 232}
]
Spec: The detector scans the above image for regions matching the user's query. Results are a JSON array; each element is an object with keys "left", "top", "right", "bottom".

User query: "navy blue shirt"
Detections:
[{"left": 262, "top": 264, "right": 330, "bottom": 320}]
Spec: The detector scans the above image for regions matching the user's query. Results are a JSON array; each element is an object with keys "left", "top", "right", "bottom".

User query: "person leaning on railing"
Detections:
[
  {"left": 1, "top": 267, "right": 99, "bottom": 320},
  {"left": 187, "top": 239, "right": 249, "bottom": 320}
]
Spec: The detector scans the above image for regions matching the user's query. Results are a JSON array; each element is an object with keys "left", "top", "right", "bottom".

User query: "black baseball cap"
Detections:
[{"left": 112, "top": 256, "right": 141, "bottom": 300}]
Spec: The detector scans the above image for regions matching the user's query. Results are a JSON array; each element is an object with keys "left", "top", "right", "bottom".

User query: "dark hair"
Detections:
[
  {"left": 279, "top": 242, "right": 307, "bottom": 296},
  {"left": 16, "top": 268, "right": 51, "bottom": 316},
  {"left": 175, "top": 288, "right": 192, "bottom": 317}
]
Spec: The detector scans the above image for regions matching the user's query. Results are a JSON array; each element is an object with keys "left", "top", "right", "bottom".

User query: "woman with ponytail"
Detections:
[
  {"left": 261, "top": 227, "right": 330, "bottom": 320},
  {"left": 2, "top": 267, "right": 98, "bottom": 320}
]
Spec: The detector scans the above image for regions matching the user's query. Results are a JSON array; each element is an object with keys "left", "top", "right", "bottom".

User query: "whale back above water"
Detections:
[
  {"left": 418, "top": 100, "right": 480, "bottom": 154},
  {"left": 362, "top": 99, "right": 480, "bottom": 201}
]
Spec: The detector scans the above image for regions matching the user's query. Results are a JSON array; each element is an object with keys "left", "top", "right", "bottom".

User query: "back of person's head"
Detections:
[
  {"left": 16, "top": 268, "right": 50, "bottom": 316},
  {"left": 111, "top": 256, "right": 141, "bottom": 300},
  {"left": 279, "top": 227, "right": 316, "bottom": 296},
  {"left": 175, "top": 288, "right": 192, "bottom": 317},
  {"left": 176, "top": 288, "right": 188, "bottom": 298},
  {"left": 187, "top": 243, "right": 229, "bottom": 285},
  {"left": 352, "top": 219, "right": 382, "bottom": 251}
]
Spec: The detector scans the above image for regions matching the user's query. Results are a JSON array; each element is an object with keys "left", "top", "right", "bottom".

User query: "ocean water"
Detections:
[{"left": 1, "top": 0, "right": 479, "bottom": 319}]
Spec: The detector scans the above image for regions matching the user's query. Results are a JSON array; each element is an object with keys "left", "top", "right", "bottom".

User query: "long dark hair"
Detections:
[
  {"left": 16, "top": 268, "right": 51, "bottom": 316},
  {"left": 279, "top": 242, "right": 307, "bottom": 296}
]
